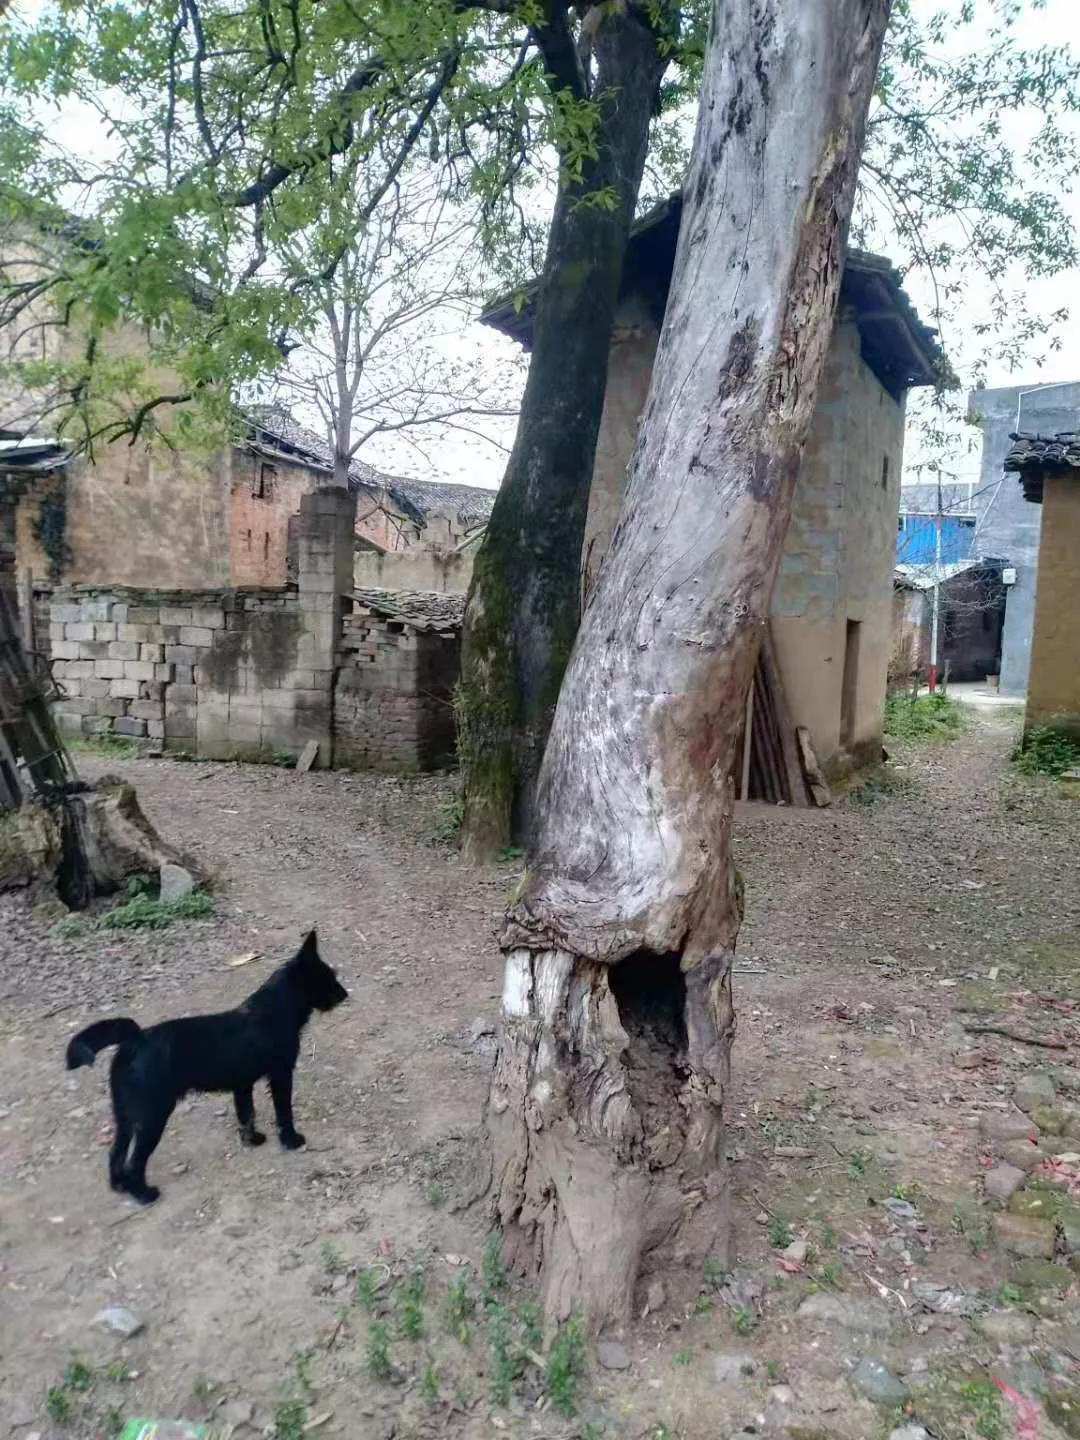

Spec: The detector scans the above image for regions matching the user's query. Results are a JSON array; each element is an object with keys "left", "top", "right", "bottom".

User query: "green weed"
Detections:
[
  {"left": 767, "top": 1214, "right": 794, "bottom": 1248},
  {"left": 64, "top": 1356, "right": 93, "bottom": 1392},
  {"left": 425, "top": 1180, "right": 446, "bottom": 1208},
  {"left": 429, "top": 792, "right": 464, "bottom": 846},
  {"left": 817, "top": 1261, "right": 843, "bottom": 1289},
  {"left": 46, "top": 1386, "right": 72, "bottom": 1424},
  {"left": 995, "top": 1282, "right": 1023, "bottom": 1306},
  {"left": 849, "top": 1148, "right": 869, "bottom": 1177},
  {"left": 673, "top": 1347, "right": 692, "bottom": 1367},
  {"left": 104, "top": 1360, "right": 130, "bottom": 1385},
  {"left": 191, "top": 1374, "right": 214, "bottom": 1406},
  {"left": 884, "top": 691, "right": 965, "bottom": 740},
  {"left": 848, "top": 766, "right": 914, "bottom": 805},
  {"left": 487, "top": 1304, "right": 516, "bottom": 1407},
  {"left": 445, "top": 1277, "right": 475, "bottom": 1343},
  {"left": 692, "top": 1293, "right": 712, "bottom": 1316},
  {"left": 765, "top": 1359, "right": 782, "bottom": 1383},
  {"left": 69, "top": 734, "right": 139, "bottom": 760},
  {"left": 320, "top": 1239, "right": 345, "bottom": 1275},
  {"left": 518, "top": 1300, "right": 542, "bottom": 1352},
  {"left": 820, "top": 1223, "right": 838, "bottom": 1250},
  {"left": 365, "top": 1320, "right": 392, "bottom": 1380},
  {"left": 398, "top": 1265, "right": 425, "bottom": 1341},
  {"left": 545, "top": 1312, "right": 586, "bottom": 1418},
  {"left": 703, "top": 1255, "right": 726, "bottom": 1290},
  {"left": 98, "top": 889, "right": 213, "bottom": 930},
  {"left": 731, "top": 1306, "right": 755, "bottom": 1336},
  {"left": 1013, "top": 725, "right": 1080, "bottom": 777},
  {"left": 105, "top": 1405, "right": 125, "bottom": 1437},
  {"left": 482, "top": 1231, "right": 507, "bottom": 1302},
  {"left": 420, "top": 1361, "right": 439, "bottom": 1405},
  {"left": 354, "top": 1268, "right": 379, "bottom": 1310},
  {"left": 958, "top": 1378, "right": 1005, "bottom": 1440},
  {"left": 272, "top": 1397, "right": 306, "bottom": 1440}
]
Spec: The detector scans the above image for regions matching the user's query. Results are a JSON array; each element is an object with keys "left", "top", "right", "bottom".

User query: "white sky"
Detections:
[{"left": 10, "top": 0, "right": 1080, "bottom": 491}]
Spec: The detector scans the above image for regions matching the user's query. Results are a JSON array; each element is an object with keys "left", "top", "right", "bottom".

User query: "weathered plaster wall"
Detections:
[
  {"left": 353, "top": 544, "right": 475, "bottom": 594},
  {"left": 229, "top": 450, "right": 317, "bottom": 588},
  {"left": 581, "top": 307, "right": 906, "bottom": 777},
  {"left": 1026, "top": 474, "right": 1080, "bottom": 738}
]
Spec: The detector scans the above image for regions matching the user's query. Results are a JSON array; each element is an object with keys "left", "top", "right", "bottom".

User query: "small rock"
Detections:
[
  {"left": 1014, "top": 1073, "right": 1056, "bottom": 1113},
  {"left": 890, "top": 1428, "right": 930, "bottom": 1440},
  {"left": 1051, "top": 1068, "right": 1080, "bottom": 1095},
  {"left": 984, "top": 1162, "right": 1027, "bottom": 1206},
  {"left": 979, "top": 1109, "right": 1038, "bottom": 1146},
  {"left": 468, "top": 1016, "right": 495, "bottom": 1044},
  {"left": 797, "top": 1292, "right": 893, "bottom": 1335},
  {"left": 1010, "top": 1258, "right": 1070, "bottom": 1296},
  {"left": 1045, "top": 1393, "right": 1080, "bottom": 1437},
  {"left": 596, "top": 1341, "right": 631, "bottom": 1372},
  {"left": 330, "top": 1273, "right": 348, "bottom": 1292},
  {"left": 1031, "top": 1104, "right": 1066, "bottom": 1135},
  {"left": 1008, "top": 1187, "right": 1060, "bottom": 1220},
  {"left": 974, "top": 1310, "right": 1036, "bottom": 1344},
  {"left": 767, "top": 1384, "right": 794, "bottom": 1405},
  {"left": 713, "top": 1353, "right": 755, "bottom": 1382},
  {"left": 221, "top": 1401, "right": 255, "bottom": 1426},
  {"left": 782, "top": 1239, "right": 809, "bottom": 1264},
  {"left": 159, "top": 861, "right": 196, "bottom": 902},
  {"left": 754, "top": 1210, "right": 769, "bottom": 1225},
  {"left": 955, "top": 1049, "right": 984, "bottom": 1070},
  {"left": 882, "top": 1197, "right": 917, "bottom": 1220},
  {"left": 909, "top": 1356, "right": 929, "bottom": 1374},
  {"left": 851, "top": 1356, "right": 909, "bottom": 1406},
  {"left": 911, "top": 1283, "right": 979, "bottom": 1317},
  {"left": 94, "top": 1305, "right": 144, "bottom": 1338},
  {"left": 997, "top": 1213, "right": 1057, "bottom": 1259},
  {"left": 645, "top": 1278, "right": 666, "bottom": 1312},
  {"left": 1000, "top": 1139, "right": 1046, "bottom": 1173}
]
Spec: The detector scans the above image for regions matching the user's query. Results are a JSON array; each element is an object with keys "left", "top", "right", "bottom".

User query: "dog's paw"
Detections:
[
  {"left": 280, "top": 1129, "right": 306, "bottom": 1150},
  {"left": 129, "top": 1184, "right": 161, "bottom": 1205},
  {"left": 241, "top": 1128, "right": 267, "bottom": 1147}
]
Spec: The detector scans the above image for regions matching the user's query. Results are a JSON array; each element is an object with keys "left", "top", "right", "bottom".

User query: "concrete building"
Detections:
[
  {"left": 902, "top": 381, "right": 1080, "bottom": 696},
  {"left": 1004, "top": 432, "right": 1080, "bottom": 739},
  {"left": 483, "top": 193, "right": 942, "bottom": 784}
]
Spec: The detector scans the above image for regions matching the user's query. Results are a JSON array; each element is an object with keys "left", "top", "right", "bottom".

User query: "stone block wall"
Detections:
[
  {"left": 334, "top": 608, "right": 458, "bottom": 771},
  {"left": 47, "top": 486, "right": 457, "bottom": 771}
]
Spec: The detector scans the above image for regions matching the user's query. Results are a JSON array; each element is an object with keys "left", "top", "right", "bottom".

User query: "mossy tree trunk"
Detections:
[
  {"left": 486, "top": 0, "right": 892, "bottom": 1329},
  {"left": 457, "top": 6, "right": 671, "bottom": 860}
]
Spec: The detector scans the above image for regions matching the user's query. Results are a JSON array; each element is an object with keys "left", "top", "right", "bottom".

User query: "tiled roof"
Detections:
[
  {"left": 1004, "top": 430, "right": 1080, "bottom": 503},
  {"left": 482, "top": 191, "right": 946, "bottom": 398},
  {"left": 352, "top": 586, "right": 466, "bottom": 634},
  {"left": 246, "top": 408, "right": 496, "bottom": 528}
]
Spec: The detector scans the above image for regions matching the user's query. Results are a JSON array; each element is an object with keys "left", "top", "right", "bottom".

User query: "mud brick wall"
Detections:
[{"left": 334, "top": 611, "right": 459, "bottom": 771}]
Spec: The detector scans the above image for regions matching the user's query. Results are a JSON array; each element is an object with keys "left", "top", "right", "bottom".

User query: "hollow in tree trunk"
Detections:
[
  {"left": 486, "top": 0, "right": 893, "bottom": 1329},
  {"left": 457, "top": 5, "right": 671, "bottom": 860}
]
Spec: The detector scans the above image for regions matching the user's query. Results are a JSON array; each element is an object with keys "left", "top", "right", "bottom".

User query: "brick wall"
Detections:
[{"left": 334, "top": 607, "right": 458, "bottom": 771}]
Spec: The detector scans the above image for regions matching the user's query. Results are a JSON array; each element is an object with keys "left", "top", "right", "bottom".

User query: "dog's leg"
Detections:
[
  {"left": 269, "top": 1067, "right": 305, "bottom": 1149},
  {"left": 124, "top": 1102, "right": 174, "bottom": 1204},
  {"left": 108, "top": 1095, "right": 133, "bottom": 1193},
  {"left": 234, "top": 1086, "right": 266, "bottom": 1146}
]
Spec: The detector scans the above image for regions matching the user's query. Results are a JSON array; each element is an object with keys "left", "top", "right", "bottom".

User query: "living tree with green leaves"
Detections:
[{"left": 0, "top": 0, "right": 1077, "bottom": 855}]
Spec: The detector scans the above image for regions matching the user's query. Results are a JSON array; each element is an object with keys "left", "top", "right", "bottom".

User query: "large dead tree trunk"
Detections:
[{"left": 487, "top": 0, "right": 892, "bottom": 1329}]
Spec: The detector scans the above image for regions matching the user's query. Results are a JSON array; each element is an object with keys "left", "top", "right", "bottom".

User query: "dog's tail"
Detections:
[{"left": 65, "top": 1018, "right": 141, "bottom": 1070}]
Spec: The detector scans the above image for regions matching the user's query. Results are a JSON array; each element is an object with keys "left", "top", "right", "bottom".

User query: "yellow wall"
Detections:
[{"left": 1025, "top": 473, "right": 1080, "bottom": 738}]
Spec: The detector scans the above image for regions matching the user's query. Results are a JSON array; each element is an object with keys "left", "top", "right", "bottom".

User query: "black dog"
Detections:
[{"left": 65, "top": 930, "right": 347, "bottom": 1204}]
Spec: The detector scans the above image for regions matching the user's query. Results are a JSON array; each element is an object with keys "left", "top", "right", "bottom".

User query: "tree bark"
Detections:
[
  {"left": 486, "top": 0, "right": 892, "bottom": 1329},
  {"left": 457, "top": 6, "right": 670, "bottom": 860}
]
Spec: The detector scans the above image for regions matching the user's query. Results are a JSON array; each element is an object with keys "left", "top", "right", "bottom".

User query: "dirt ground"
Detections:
[{"left": 2, "top": 705, "right": 1080, "bottom": 1440}]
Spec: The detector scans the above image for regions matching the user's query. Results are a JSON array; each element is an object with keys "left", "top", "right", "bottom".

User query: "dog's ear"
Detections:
[{"left": 296, "top": 929, "right": 319, "bottom": 963}]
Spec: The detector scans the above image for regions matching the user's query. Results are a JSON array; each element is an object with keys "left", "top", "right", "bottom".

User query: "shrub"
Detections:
[
  {"left": 884, "top": 691, "right": 965, "bottom": 739},
  {"left": 1012, "top": 725, "right": 1080, "bottom": 778}
]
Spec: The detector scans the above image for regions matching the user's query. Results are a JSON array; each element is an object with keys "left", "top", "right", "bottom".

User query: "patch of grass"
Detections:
[
  {"left": 52, "top": 916, "right": 85, "bottom": 940},
  {"left": 191, "top": 1374, "right": 215, "bottom": 1406},
  {"left": 848, "top": 1148, "right": 869, "bottom": 1177},
  {"left": 272, "top": 1397, "right": 307, "bottom": 1440},
  {"left": 420, "top": 1361, "right": 439, "bottom": 1405},
  {"left": 545, "top": 1313, "right": 586, "bottom": 1418},
  {"left": 673, "top": 1347, "right": 692, "bottom": 1367},
  {"left": 952, "top": 1203, "right": 993, "bottom": 1256},
  {"left": 320, "top": 1239, "right": 345, "bottom": 1275},
  {"left": 69, "top": 734, "right": 140, "bottom": 760},
  {"left": 1012, "top": 725, "right": 1080, "bottom": 778},
  {"left": 482, "top": 1231, "right": 507, "bottom": 1303},
  {"left": 104, "top": 1360, "right": 130, "bottom": 1385},
  {"left": 817, "top": 1261, "right": 843, "bottom": 1289},
  {"left": 703, "top": 1255, "right": 726, "bottom": 1290},
  {"left": 995, "top": 1282, "right": 1023, "bottom": 1306},
  {"left": 398, "top": 1265, "right": 426, "bottom": 1341},
  {"left": 46, "top": 1386, "right": 73, "bottom": 1424},
  {"left": 767, "top": 1214, "right": 794, "bottom": 1248},
  {"left": 104, "top": 1405, "right": 125, "bottom": 1437},
  {"left": 425, "top": 1180, "right": 446, "bottom": 1209},
  {"left": 487, "top": 1303, "right": 516, "bottom": 1407},
  {"left": 692, "top": 1293, "right": 712, "bottom": 1316},
  {"left": 445, "top": 1277, "right": 475, "bottom": 1344},
  {"left": 271, "top": 750, "right": 295, "bottom": 768},
  {"left": 731, "top": 1306, "right": 755, "bottom": 1336},
  {"left": 820, "top": 1223, "right": 838, "bottom": 1250},
  {"left": 98, "top": 889, "right": 213, "bottom": 931},
  {"left": 518, "top": 1300, "right": 542, "bottom": 1353},
  {"left": 884, "top": 691, "right": 965, "bottom": 740},
  {"left": 958, "top": 1379, "right": 1005, "bottom": 1440},
  {"left": 429, "top": 792, "right": 464, "bottom": 846},
  {"left": 63, "top": 1356, "right": 93, "bottom": 1392},
  {"left": 848, "top": 765, "right": 914, "bottom": 806},
  {"left": 354, "top": 1268, "right": 380, "bottom": 1310},
  {"left": 765, "top": 1359, "right": 783, "bottom": 1383},
  {"left": 365, "top": 1319, "right": 392, "bottom": 1380}
]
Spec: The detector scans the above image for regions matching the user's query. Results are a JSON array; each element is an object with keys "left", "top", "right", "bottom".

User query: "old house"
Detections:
[
  {"left": 2, "top": 406, "right": 495, "bottom": 599},
  {"left": 1004, "top": 432, "right": 1080, "bottom": 738},
  {"left": 890, "top": 560, "right": 1008, "bottom": 688},
  {"left": 483, "top": 194, "right": 942, "bottom": 788}
]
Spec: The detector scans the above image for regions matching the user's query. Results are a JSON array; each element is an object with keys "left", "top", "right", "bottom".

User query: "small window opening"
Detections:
[
  {"left": 881, "top": 455, "right": 890, "bottom": 491},
  {"left": 244, "top": 528, "right": 252, "bottom": 551},
  {"left": 254, "top": 462, "right": 276, "bottom": 499},
  {"left": 263, "top": 532, "right": 270, "bottom": 561},
  {"left": 840, "top": 619, "right": 862, "bottom": 748}
]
